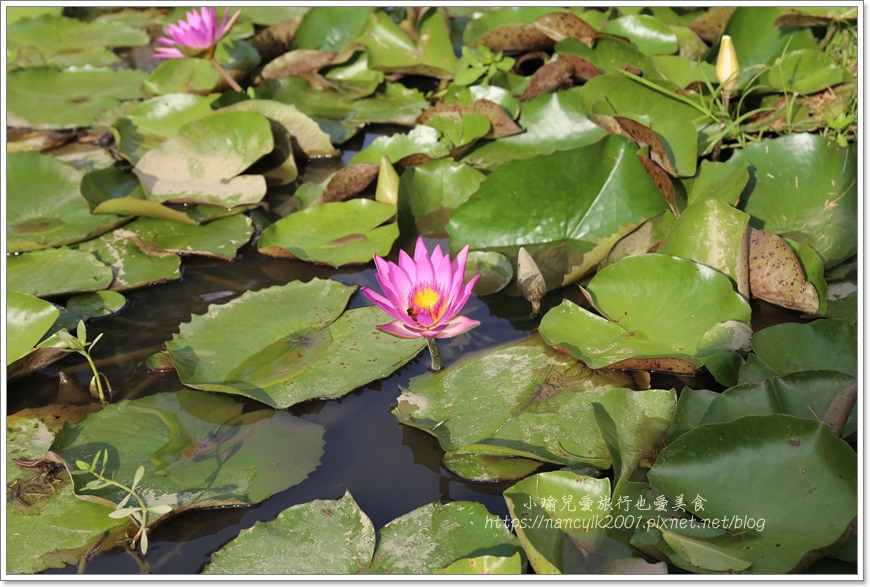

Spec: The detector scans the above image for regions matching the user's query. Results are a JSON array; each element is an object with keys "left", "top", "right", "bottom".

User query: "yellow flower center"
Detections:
[{"left": 412, "top": 287, "right": 441, "bottom": 310}]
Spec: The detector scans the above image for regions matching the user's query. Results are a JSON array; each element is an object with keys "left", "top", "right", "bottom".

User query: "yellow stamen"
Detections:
[{"left": 412, "top": 287, "right": 441, "bottom": 310}]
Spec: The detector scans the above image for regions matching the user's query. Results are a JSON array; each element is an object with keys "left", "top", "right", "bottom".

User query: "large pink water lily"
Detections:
[
  {"left": 361, "top": 237, "right": 480, "bottom": 341},
  {"left": 153, "top": 7, "right": 241, "bottom": 59}
]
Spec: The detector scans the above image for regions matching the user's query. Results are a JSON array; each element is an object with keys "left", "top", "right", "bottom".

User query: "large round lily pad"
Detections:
[
  {"left": 750, "top": 319, "right": 857, "bottom": 378},
  {"left": 6, "top": 291, "right": 59, "bottom": 366},
  {"left": 448, "top": 135, "right": 669, "bottom": 287},
  {"left": 7, "top": 247, "right": 114, "bottom": 298},
  {"left": 165, "top": 280, "right": 425, "bottom": 408},
  {"left": 648, "top": 415, "right": 857, "bottom": 573},
  {"left": 52, "top": 389, "right": 326, "bottom": 514},
  {"left": 8, "top": 152, "right": 127, "bottom": 252}
]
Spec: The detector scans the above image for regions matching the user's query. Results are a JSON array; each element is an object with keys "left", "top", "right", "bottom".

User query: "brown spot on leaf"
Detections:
[
  {"left": 535, "top": 12, "right": 598, "bottom": 46},
  {"left": 519, "top": 56, "right": 575, "bottom": 101},
  {"left": 320, "top": 163, "right": 380, "bottom": 204},
  {"left": 471, "top": 23, "right": 555, "bottom": 52}
]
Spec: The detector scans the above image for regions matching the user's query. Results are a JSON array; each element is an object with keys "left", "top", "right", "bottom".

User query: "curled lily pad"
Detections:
[
  {"left": 133, "top": 111, "right": 273, "bottom": 207},
  {"left": 539, "top": 254, "right": 751, "bottom": 372},
  {"left": 7, "top": 67, "right": 146, "bottom": 130},
  {"left": 8, "top": 152, "right": 127, "bottom": 252},
  {"left": 394, "top": 335, "right": 672, "bottom": 476},
  {"left": 6, "top": 291, "right": 59, "bottom": 366},
  {"left": 165, "top": 280, "right": 425, "bottom": 408},
  {"left": 52, "top": 389, "right": 326, "bottom": 513},
  {"left": 648, "top": 415, "right": 857, "bottom": 573},
  {"left": 449, "top": 135, "right": 669, "bottom": 287},
  {"left": 7, "top": 248, "right": 113, "bottom": 298},
  {"left": 733, "top": 133, "right": 857, "bottom": 268},
  {"left": 258, "top": 199, "right": 398, "bottom": 267}
]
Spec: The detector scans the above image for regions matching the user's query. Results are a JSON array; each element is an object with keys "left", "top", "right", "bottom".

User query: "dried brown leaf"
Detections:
[
  {"left": 748, "top": 228, "right": 820, "bottom": 314},
  {"left": 535, "top": 12, "right": 598, "bottom": 46}
]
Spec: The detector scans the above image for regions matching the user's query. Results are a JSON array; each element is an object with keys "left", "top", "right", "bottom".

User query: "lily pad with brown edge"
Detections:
[
  {"left": 417, "top": 99, "right": 522, "bottom": 139},
  {"left": 165, "top": 280, "right": 425, "bottom": 408},
  {"left": 350, "top": 125, "right": 452, "bottom": 166},
  {"left": 358, "top": 8, "right": 458, "bottom": 79},
  {"left": 204, "top": 492, "right": 523, "bottom": 574},
  {"left": 133, "top": 111, "right": 273, "bottom": 207},
  {"left": 460, "top": 87, "right": 607, "bottom": 171},
  {"left": 258, "top": 199, "right": 398, "bottom": 267},
  {"left": 7, "top": 248, "right": 113, "bottom": 298},
  {"left": 750, "top": 319, "right": 857, "bottom": 379},
  {"left": 394, "top": 335, "right": 674, "bottom": 477},
  {"left": 539, "top": 254, "right": 752, "bottom": 376},
  {"left": 51, "top": 389, "right": 325, "bottom": 522},
  {"left": 441, "top": 451, "right": 543, "bottom": 483},
  {"left": 658, "top": 198, "right": 750, "bottom": 298},
  {"left": 463, "top": 7, "right": 564, "bottom": 51},
  {"left": 733, "top": 133, "right": 857, "bottom": 269},
  {"left": 449, "top": 135, "right": 669, "bottom": 288},
  {"left": 600, "top": 212, "right": 676, "bottom": 269},
  {"left": 259, "top": 49, "right": 339, "bottom": 80},
  {"left": 7, "top": 152, "right": 128, "bottom": 253},
  {"left": 115, "top": 216, "right": 253, "bottom": 261},
  {"left": 76, "top": 229, "right": 181, "bottom": 292},
  {"left": 555, "top": 37, "right": 656, "bottom": 79},
  {"left": 534, "top": 11, "right": 598, "bottom": 46},
  {"left": 647, "top": 415, "right": 857, "bottom": 573},
  {"left": 748, "top": 228, "right": 825, "bottom": 315},
  {"left": 6, "top": 415, "right": 130, "bottom": 575},
  {"left": 6, "top": 291, "right": 59, "bottom": 366},
  {"left": 7, "top": 67, "right": 146, "bottom": 130}
]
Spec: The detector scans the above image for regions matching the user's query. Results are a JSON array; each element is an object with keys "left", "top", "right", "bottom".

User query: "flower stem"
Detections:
[
  {"left": 208, "top": 56, "right": 243, "bottom": 93},
  {"left": 83, "top": 352, "right": 106, "bottom": 404},
  {"left": 425, "top": 338, "right": 442, "bottom": 372}
]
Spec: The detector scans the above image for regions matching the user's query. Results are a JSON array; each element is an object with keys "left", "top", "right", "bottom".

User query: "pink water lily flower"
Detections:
[
  {"left": 362, "top": 238, "right": 480, "bottom": 370},
  {"left": 153, "top": 7, "right": 241, "bottom": 59}
]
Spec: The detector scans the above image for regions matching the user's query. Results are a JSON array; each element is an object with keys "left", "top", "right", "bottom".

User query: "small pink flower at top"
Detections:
[
  {"left": 362, "top": 237, "right": 480, "bottom": 342},
  {"left": 153, "top": 7, "right": 241, "bottom": 59}
]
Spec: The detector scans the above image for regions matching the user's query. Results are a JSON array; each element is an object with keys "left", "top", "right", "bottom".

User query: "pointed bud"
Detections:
[
  {"left": 517, "top": 247, "right": 547, "bottom": 317},
  {"left": 716, "top": 35, "right": 739, "bottom": 93},
  {"left": 375, "top": 155, "right": 399, "bottom": 206}
]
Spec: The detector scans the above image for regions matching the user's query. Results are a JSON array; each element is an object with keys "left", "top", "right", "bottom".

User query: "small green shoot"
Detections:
[
  {"left": 55, "top": 320, "right": 111, "bottom": 404},
  {"left": 453, "top": 46, "right": 515, "bottom": 86}
]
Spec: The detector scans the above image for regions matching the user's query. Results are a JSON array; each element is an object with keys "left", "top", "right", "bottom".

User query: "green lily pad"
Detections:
[
  {"left": 7, "top": 248, "right": 113, "bottom": 298},
  {"left": 648, "top": 415, "right": 857, "bottom": 573},
  {"left": 824, "top": 257, "right": 857, "bottom": 322},
  {"left": 649, "top": 55, "right": 717, "bottom": 89},
  {"left": 112, "top": 93, "right": 217, "bottom": 164},
  {"left": 733, "top": 133, "right": 857, "bottom": 268},
  {"left": 6, "top": 291, "right": 59, "bottom": 366},
  {"left": 220, "top": 99, "right": 339, "bottom": 158},
  {"left": 7, "top": 67, "right": 146, "bottom": 130},
  {"left": 165, "top": 280, "right": 425, "bottom": 408},
  {"left": 435, "top": 553, "right": 524, "bottom": 574},
  {"left": 359, "top": 9, "right": 458, "bottom": 79},
  {"left": 133, "top": 111, "right": 273, "bottom": 206},
  {"left": 53, "top": 389, "right": 325, "bottom": 512},
  {"left": 117, "top": 216, "right": 253, "bottom": 261},
  {"left": 463, "top": 7, "right": 563, "bottom": 48},
  {"left": 77, "top": 230, "right": 181, "bottom": 291},
  {"left": 762, "top": 49, "right": 846, "bottom": 95},
  {"left": 750, "top": 319, "right": 857, "bottom": 378},
  {"left": 350, "top": 125, "right": 452, "bottom": 165},
  {"left": 556, "top": 37, "right": 656, "bottom": 78},
  {"left": 7, "top": 152, "right": 127, "bottom": 252},
  {"left": 65, "top": 291, "right": 127, "bottom": 319},
  {"left": 539, "top": 254, "right": 751, "bottom": 371},
  {"left": 294, "top": 6, "right": 374, "bottom": 52},
  {"left": 464, "top": 251, "right": 514, "bottom": 296},
  {"left": 449, "top": 135, "right": 670, "bottom": 287},
  {"left": 683, "top": 159, "right": 750, "bottom": 206},
  {"left": 142, "top": 39, "right": 260, "bottom": 96},
  {"left": 666, "top": 387, "right": 719, "bottom": 442},
  {"left": 723, "top": 7, "right": 817, "bottom": 70},
  {"left": 6, "top": 415, "right": 129, "bottom": 575},
  {"left": 258, "top": 200, "right": 398, "bottom": 266},
  {"left": 658, "top": 198, "right": 750, "bottom": 297},
  {"left": 748, "top": 229, "right": 824, "bottom": 314},
  {"left": 7, "top": 14, "right": 147, "bottom": 69},
  {"left": 503, "top": 472, "right": 621, "bottom": 574},
  {"left": 398, "top": 159, "right": 486, "bottom": 238},
  {"left": 699, "top": 371, "right": 858, "bottom": 437},
  {"left": 394, "top": 335, "right": 672, "bottom": 475},
  {"left": 441, "top": 451, "right": 544, "bottom": 483},
  {"left": 323, "top": 51, "right": 384, "bottom": 97},
  {"left": 581, "top": 73, "right": 703, "bottom": 177},
  {"left": 461, "top": 87, "right": 607, "bottom": 170},
  {"left": 602, "top": 15, "right": 679, "bottom": 55}
]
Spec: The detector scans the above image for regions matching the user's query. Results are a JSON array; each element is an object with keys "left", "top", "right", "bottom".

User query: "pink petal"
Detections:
[
  {"left": 397, "top": 248, "right": 416, "bottom": 277},
  {"left": 443, "top": 273, "right": 479, "bottom": 321},
  {"left": 413, "top": 236, "right": 429, "bottom": 265},
  {"left": 433, "top": 316, "right": 480, "bottom": 339},
  {"left": 373, "top": 255, "right": 391, "bottom": 279},
  {"left": 375, "top": 273, "right": 411, "bottom": 319},
  {"left": 377, "top": 321, "right": 426, "bottom": 339},
  {"left": 360, "top": 287, "right": 406, "bottom": 323},
  {"left": 386, "top": 261, "right": 415, "bottom": 306},
  {"left": 451, "top": 244, "right": 470, "bottom": 276},
  {"left": 430, "top": 244, "right": 444, "bottom": 270},
  {"left": 152, "top": 48, "right": 185, "bottom": 59},
  {"left": 414, "top": 242, "right": 435, "bottom": 285}
]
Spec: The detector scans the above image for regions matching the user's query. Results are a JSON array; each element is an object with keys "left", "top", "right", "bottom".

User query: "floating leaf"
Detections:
[
  {"left": 6, "top": 291, "right": 59, "bottom": 366},
  {"left": 824, "top": 257, "right": 857, "bottom": 322},
  {"left": 748, "top": 228, "right": 821, "bottom": 314},
  {"left": 8, "top": 152, "right": 127, "bottom": 252},
  {"left": 65, "top": 291, "right": 127, "bottom": 319},
  {"left": 602, "top": 15, "right": 679, "bottom": 55},
  {"left": 658, "top": 529, "right": 751, "bottom": 572},
  {"left": 398, "top": 159, "right": 485, "bottom": 238},
  {"left": 258, "top": 200, "right": 398, "bottom": 267},
  {"left": 441, "top": 451, "right": 543, "bottom": 483},
  {"left": 166, "top": 281, "right": 425, "bottom": 408},
  {"left": 351, "top": 125, "right": 451, "bottom": 166},
  {"left": 116, "top": 216, "right": 253, "bottom": 261},
  {"left": 751, "top": 319, "right": 857, "bottom": 378},
  {"left": 435, "top": 553, "right": 524, "bottom": 574},
  {"left": 535, "top": 12, "right": 598, "bottom": 45},
  {"left": 464, "top": 7, "right": 561, "bottom": 51},
  {"left": 77, "top": 230, "right": 181, "bottom": 291},
  {"left": 648, "top": 415, "right": 857, "bottom": 573},
  {"left": 134, "top": 111, "right": 273, "bottom": 207},
  {"left": 556, "top": 37, "right": 655, "bottom": 77},
  {"left": 449, "top": 135, "right": 670, "bottom": 287},
  {"left": 723, "top": 7, "right": 817, "bottom": 69},
  {"left": 260, "top": 49, "right": 338, "bottom": 79},
  {"left": 7, "top": 248, "right": 113, "bottom": 298},
  {"left": 518, "top": 57, "right": 575, "bottom": 101},
  {"left": 321, "top": 164, "right": 380, "bottom": 203},
  {"left": 683, "top": 159, "right": 749, "bottom": 206},
  {"left": 602, "top": 212, "right": 675, "bottom": 268},
  {"left": 143, "top": 40, "right": 260, "bottom": 96},
  {"left": 54, "top": 389, "right": 325, "bottom": 513},
  {"left": 539, "top": 254, "right": 751, "bottom": 371},
  {"left": 733, "top": 133, "right": 857, "bottom": 268},
  {"left": 395, "top": 335, "right": 672, "bottom": 475},
  {"left": 294, "top": 6, "right": 374, "bottom": 52},
  {"left": 461, "top": 87, "right": 607, "bottom": 170},
  {"left": 7, "top": 67, "right": 146, "bottom": 130},
  {"left": 762, "top": 49, "right": 846, "bottom": 95},
  {"left": 465, "top": 251, "right": 514, "bottom": 296}
]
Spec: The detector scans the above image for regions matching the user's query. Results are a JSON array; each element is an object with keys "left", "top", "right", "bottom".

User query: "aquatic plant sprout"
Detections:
[
  {"left": 362, "top": 237, "right": 480, "bottom": 371},
  {"left": 153, "top": 7, "right": 243, "bottom": 92}
]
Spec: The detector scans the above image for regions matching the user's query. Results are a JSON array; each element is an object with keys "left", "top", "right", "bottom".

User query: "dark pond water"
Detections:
[{"left": 9, "top": 131, "right": 810, "bottom": 576}]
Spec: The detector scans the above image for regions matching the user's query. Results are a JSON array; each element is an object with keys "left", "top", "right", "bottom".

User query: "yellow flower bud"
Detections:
[{"left": 716, "top": 34, "right": 739, "bottom": 93}]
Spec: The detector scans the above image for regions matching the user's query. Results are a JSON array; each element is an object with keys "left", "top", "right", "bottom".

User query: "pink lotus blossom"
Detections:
[
  {"left": 153, "top": 7, "right": 241, "bottom": 59},
  {"left": 361, "top": 237, "right": 480, "bottom": 340}
]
